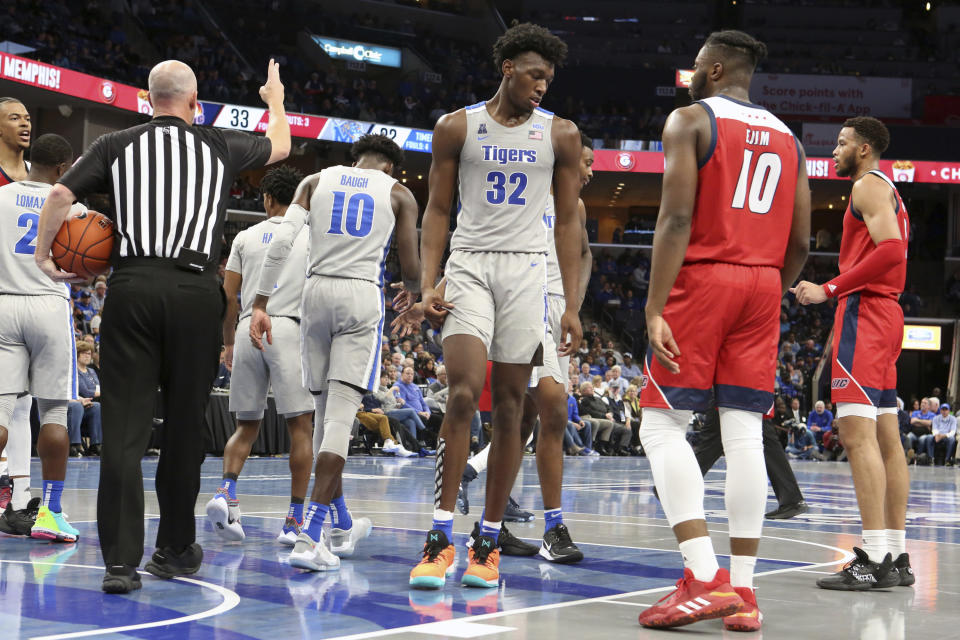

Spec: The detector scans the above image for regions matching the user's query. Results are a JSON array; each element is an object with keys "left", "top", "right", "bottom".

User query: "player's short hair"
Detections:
[
  {"left": 492, "top": 22, "right": 568, "bottom": 72},
  {"left": 843, "top": 116, "right": 890, "bottom": 155},
  {"left": 0, "top": 97, "right": 24, "bottom": 109},
  {"left": 351, "top": 134, "right": 404, "bottom": 167},
  {"left": 29, "top": 134, "right": 73, "bottom": 167},
  {"left": 259, "top": 165, "right": 303, "bottom": 206},
  {"left": 580, "top": 131, "right": 593, "bottom": 150},
  {"left": 703, "top": 30, "right": 768, "bottom": 71}
]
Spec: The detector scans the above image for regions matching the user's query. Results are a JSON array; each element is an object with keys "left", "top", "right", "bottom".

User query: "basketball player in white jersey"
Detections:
[
  {"left": 0, "top": 97, "right": 32, "bottom": 510},
  {"left": 0, "top": 133, "right": 84, "bottom": 542},
  {"left": 205, "top": 165, "right": 316, "bottom": 546},
  {"left": 409, "top": 23, "right": 583, "bottom": 590},
  {"left": 449, "top": 132, "right": 594, "bottom": 561},
  {"left": 249, "top": 134, "right": 421, "bottom": 571}
]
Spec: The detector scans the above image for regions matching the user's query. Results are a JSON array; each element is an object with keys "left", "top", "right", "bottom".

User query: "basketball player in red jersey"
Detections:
[
  {"left": 0, "top": 96, "right": 31, "bottom": 513},
  {"left": 637, "top": 31, "right": 810, "bottom": 630},
  {"left": 0, "top": 97, "right": 31, "bottom": 185},
  {"left": 792, "top": 117, "right": 913, "bottom": 590}
]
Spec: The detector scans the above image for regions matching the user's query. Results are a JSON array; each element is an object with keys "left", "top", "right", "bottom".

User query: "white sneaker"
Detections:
[
  {"left": 289, "top": 530, "right": 340, "bottom": 572},
  {"left": 396, "top": 444, "right": 418, "bottom": 458},
  {"left": 330, "top": 517, "right": 373, "bottom": 557},
  {"left": 382, "top": 439, "right": 399, "bottom": 454},
  {"left": 206, "top": 492, "right": 245, "bottom": 542}
]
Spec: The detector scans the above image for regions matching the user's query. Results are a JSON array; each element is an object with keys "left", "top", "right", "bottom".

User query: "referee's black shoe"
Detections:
[
  {"left": 817, "top": 548, "right": 895, "bottom": 591},
  {"left": 764, "top": 501, "right": 808, "bottom": 520},
  {"left": 102, "top": 564, "right": 142, "bottom": 594},
  {"left": 539, "top": 523, "right": 584, "bottom": 564},
  {"left": 145, "top": 543, "right": 203, "bottom": 579}
]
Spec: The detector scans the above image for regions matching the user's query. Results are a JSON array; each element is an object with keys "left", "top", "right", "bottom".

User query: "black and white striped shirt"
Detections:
[{"left": 59, "top": 116, "right": 271, "bottom": 266}]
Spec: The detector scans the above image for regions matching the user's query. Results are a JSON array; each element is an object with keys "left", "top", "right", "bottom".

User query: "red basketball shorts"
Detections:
[
  {"left": 640, "top": 262, "right": 780, "bottom": 413},
  {"left": 830, "top": 293, "right": 902, "bottom": 408}
]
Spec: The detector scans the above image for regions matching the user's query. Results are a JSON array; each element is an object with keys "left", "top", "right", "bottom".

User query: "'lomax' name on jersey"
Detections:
[
  {"left": 340, "top": 174, "right": 369, "bottom": 189},
  {"left": 16, "top": 193, "right": 45, "bottom": 209},
  {"left": 481, "top": 145, "right": 537, "bottom": 165}
]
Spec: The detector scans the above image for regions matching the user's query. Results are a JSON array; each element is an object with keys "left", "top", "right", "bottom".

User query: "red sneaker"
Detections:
[
  {"left": 638, "top": 568, "right": 744, "bottom": 629},
  {"left": 723, "top": 586, "right": 762, "bottom": 632}
]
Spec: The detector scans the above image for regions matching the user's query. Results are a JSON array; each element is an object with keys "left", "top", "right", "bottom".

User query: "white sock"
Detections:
[
  {"left": 730, "top": 555, "right": 757, "bottom": 589},
  {"left": 886, "top": 529, "right": 906, "bottom": 557},
  {"left": 862, "top": 529, "right": 888, "bottom": 563},
  {"left": 470, "top": 443, "right": 491, "bottom": 475},
  {"left": 678, "top": 536, "right": 719, "bottom": 582},
  {"left": 433, "top": 508, "right": 454, "bottom": 522},
  {"left": 0, "top": 457, "right": 7, "bottom": 476},
  {"left": 11, "top": 477, "right": 31, "bottom": 510}
]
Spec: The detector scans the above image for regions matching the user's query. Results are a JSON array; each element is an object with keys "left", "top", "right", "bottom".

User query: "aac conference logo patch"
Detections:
[
  {"left": 99, "top": 81, "right": 116, "bottom": 104},
  {"left": 615, "top": 152, "right": 635, "bottom": 171}
]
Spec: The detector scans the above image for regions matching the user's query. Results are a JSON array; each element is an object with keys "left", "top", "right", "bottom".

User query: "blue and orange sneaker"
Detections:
[{"left": 277, "top": 516, "right": 303, "bottom": 546}]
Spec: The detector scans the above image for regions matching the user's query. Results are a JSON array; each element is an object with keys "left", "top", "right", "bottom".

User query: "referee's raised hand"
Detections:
[{"left": 259, "top": 58, "right": 284, "bottom": 107}]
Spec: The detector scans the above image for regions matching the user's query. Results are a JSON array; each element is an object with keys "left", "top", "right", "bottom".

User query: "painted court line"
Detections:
[{"left": 0, "top": 560, "right": 240, "bottom": 640}]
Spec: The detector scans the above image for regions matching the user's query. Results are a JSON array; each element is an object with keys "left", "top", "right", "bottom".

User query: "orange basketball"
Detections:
[{"left": 52, "top": 210, "right": 115, "bottom": 279}]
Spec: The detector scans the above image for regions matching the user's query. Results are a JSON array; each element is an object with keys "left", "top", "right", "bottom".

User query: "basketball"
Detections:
[{"left": 52, "top": 210, "right": 114, "bottom": 279}]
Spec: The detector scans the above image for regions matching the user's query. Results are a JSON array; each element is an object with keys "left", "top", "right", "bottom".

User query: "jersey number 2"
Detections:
[
  {"left": 327, "top": 191, "right": 374, "bottom": 238},
  {"left": 731, "top": 150, "right": 782, "bottom": 215},
  {"left": 15, "top": 212, "right": 39, "bottom": 255}
]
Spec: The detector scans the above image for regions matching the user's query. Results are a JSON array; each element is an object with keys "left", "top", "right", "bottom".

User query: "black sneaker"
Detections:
[
  {"left": 102, "top": 564, "right": 142, "bottom": 594},
  {"left": 0, "top": 497, "right": 40, "bottom": 536},
  {"left": 499, "top": 523, "right": 539, "bottom": 556},
  {"left": 816, "top": 547, "right": 894, "bottom": 591},
  {"left": 144, "top": 543, "right": 203, "bottom": 579},
  {"left": 503, "top": 496, "right": 534, "bottom": 523},
  {"left": 539, "top": 523, "right": 584, "bottom": 564},
  {"left": 764, "top": 501, "right": 809, "bottom": 520},
  {"left": 894, "top": 553, "right": 915, "bottom": 586},
  {"left": 465, "top": 521, "right": 539, "bottom": 556},
  {"left": 0, "top": 474, "right": 11, "bottom": 509}
]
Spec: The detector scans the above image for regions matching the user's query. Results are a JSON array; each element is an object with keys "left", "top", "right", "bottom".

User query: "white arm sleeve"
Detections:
[{"left": 255, "top": 203, "right": 308, "bottom": 297}]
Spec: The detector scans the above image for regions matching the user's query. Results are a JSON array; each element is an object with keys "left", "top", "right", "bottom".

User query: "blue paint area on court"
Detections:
[{"left": 4, "top": 455, "right": 958, "bottom": 638}]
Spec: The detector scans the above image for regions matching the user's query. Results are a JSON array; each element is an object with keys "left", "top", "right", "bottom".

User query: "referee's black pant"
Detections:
[
  {"left": 98, "top": 260, "right": 225, "bottom": 568},
  {"left": 693, "top": 408, "right": 804, "bottom": 508}
]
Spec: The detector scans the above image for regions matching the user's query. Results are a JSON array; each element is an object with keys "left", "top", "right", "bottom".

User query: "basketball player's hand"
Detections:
[
  {"left": 789, "top": 281, "right": 827, "bottom": 306},
  {"left": 35, "top": 255, "right": 85, "bottom": 284},
  {"left": 422, "top": 287, "right": 454, "bottom": 330},
  {"left": 249, "top": 308, "right": 272, "bottom": 351},
  {"left": 223, "top": 344, "right": 234, "bottom": 372},
  {"left": 390, "top": 282, "right": 416, "bottom": 313},
  {"left": 647, "top": 313, "right": 681, "bottom": 374},
  {"left": 558, "top": 309, "right": 582, "bottom": 357},
  {"left": 390, "top": 302, "right": 425, "bottom": 337},
  {"left": 259, "top": 58, "right": 284, "bottom": 107}
]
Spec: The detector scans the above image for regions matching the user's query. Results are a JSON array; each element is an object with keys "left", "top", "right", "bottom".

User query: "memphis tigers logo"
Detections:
[{"left": 831, "top": 378, "right": 850, "bottom": 389}]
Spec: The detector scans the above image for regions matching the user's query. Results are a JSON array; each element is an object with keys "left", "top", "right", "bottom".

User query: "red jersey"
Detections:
[
  {"left": 0, "top": 159, "right": 28, "bottom": 186},
  {"left": 684, "top": 96, "right": 800, "bottom": 268},
  {"left": 837, "top": 170, "right": 909, "bottom": 299}
]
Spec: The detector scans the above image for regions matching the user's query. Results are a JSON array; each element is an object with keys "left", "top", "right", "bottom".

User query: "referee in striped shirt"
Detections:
[{"left": 35, "top": 59, "right": 291, "bottom": 593}]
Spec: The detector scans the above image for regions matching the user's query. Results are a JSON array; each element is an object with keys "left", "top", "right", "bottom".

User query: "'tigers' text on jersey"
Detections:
[{"left": 481, "top": 145, "right": 538, "bottom": 165}]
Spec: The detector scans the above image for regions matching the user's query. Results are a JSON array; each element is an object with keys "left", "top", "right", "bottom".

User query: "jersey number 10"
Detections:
[
  {"left": 327, "top": 191, "right": 374, "bottom": 238},
  {"left": 731, "top": 150, "right": 782, "bottom": 215}
]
